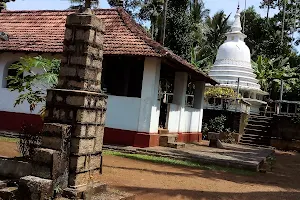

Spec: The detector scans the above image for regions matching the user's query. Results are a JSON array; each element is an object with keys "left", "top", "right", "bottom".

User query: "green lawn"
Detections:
[
  {"left": 0, "top": 136, "right": 19, "bottom": 143},
  {"left": 103, "top": 150, "right": 255, "bottom": 176}
]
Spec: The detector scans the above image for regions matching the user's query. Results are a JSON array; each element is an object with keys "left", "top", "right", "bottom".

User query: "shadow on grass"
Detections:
[
  {"left": 104, "top": 150, "right": 300, "bottom": 191},
  {"left": 103, "top": 150, "right": 255, "bottom": 176}
]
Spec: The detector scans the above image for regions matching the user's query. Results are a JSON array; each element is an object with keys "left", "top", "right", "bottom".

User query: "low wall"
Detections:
[
  {"left": 271, "top": 115, "right": 300, "bottom": 140},
  {"left": 202, "top": 109, "right": 242, "bottom": 133},
  {"left": 270, "top": 115, "right": 300, "bottom": 151}
]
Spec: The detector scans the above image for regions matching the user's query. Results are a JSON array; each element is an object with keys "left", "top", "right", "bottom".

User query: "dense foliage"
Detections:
[{"left": 204, "top": 87, "right": 237, "bottom": 99}]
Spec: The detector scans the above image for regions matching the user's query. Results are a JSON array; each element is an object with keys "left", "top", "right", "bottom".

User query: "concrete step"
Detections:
[
  {"left": 249, "top": 115, "right": 273, "bottom": 120},
  {"left": 244, "top": 128, "right": 269, "bottom": 136},
  {"left": 158, "top": 129, "right": 169, "bottom": 135},
  {"left": 159, "top": 134, "right": 178, "bottom": 147},
  {"left": 241, "top": 134, "right": 271, "bottom": 139},
  {"left": 248, "top": 119, "right": 270, "bottom": 125},
  {"left": 240, "top": 138, "right": 270, "bottom": 145},
  {"left": 167, "top": 142, "right": 185, "bottom": 149},
  {"left": 0, "top": 187, "right": 18, "bottom": 200},
  {"left": 239, "top": 141, "right": 272, "bottom": 149},
  {"left": 246, "top": 124, "right": 270, "bottom": 130}
]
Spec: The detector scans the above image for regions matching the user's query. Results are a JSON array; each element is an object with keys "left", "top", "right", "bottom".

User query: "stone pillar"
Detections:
[
  {"left": 44, "top": 10, "right": 106, "bottom": 189},
  {"left": 173, "top": 72, "right": 188, "bottom": 106},
  {"left": 194, "top": 81, "right": 205, "bottom": 132},
  {"left": 135, "top": 57, "right": 161, "bottom": 147},
  {"left": 173, "top": 72, "right": 188, "bottom": 132}
]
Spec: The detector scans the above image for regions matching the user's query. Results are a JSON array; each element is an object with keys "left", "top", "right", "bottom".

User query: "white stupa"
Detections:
[{"left": 208, "top": 6, "right": 267, "bottom": 114}]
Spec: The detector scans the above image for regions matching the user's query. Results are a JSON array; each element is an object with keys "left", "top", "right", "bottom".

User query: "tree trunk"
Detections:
[
  {"left": 267, "top": 4, "right": 270, "bottom": 20},
  {"left": 85, "top": 0, "right": 92, "bottom": 9},
  {"left": 160, "top": 0, "right": 168, "bottom": 45}
]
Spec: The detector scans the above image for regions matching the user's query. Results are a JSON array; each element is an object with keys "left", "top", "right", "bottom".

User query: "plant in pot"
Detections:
[{"left": 207, "top": 115, "right": 226, "bottom": 148}]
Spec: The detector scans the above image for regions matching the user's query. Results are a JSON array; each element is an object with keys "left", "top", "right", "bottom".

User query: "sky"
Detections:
[{"left": 6, "top": 0, "right": 277, "bottom": 19}]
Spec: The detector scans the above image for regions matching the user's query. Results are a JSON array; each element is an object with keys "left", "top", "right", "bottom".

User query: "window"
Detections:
[{"left": 5, "top": 62, "right": 23, "bottom": 88}]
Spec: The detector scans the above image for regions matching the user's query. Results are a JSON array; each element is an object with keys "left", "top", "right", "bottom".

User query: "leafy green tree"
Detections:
[
  {"left": 253, "top": 55, "right": 298, "bottom": 99},
  {"left": 7, "top": 56, "right": 60, "bottom": 112},
  {"left": 164, "top": 0, "right": 193, "bottom": 60},
  {"left": 260, "top": 0, "right": 277, "bottom": 20},
  {"left": 241, "top": 7, "right": 293, "bottom": 60}
]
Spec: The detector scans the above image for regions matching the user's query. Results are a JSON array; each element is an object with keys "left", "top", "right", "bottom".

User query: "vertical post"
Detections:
[
  {"left": 280, "top": 79, "right": 284, "bottom": 101},
  {"left": 194, "top": 81, "right": 205, "bottom": 133},
  {"left": 173, "top": 72, "right": 188, "bottom": 133},
  {"left": 236, "top": 78, "right": 240, "bottom": 112},
  {"left": 47, "top": 11, "right": 107, "bottom": 189},
  {"left": 136, "top": 57, "right": 161, "bottom": 147}
]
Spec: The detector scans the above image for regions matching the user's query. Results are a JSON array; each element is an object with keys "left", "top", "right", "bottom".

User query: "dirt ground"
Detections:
[
  {"left": 1, "top": 141, "right": 300, "bottom": 200},
  {"left": 0, "top": 140, "right": 19, "bottom": 157},
  {"left": 99, "top": 151, "right": 300, "bottom": 200}
]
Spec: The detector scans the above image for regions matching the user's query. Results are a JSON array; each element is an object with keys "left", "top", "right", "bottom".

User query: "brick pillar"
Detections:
[{"left": 44, "top": 9, "right": 106, "bottom": 189}]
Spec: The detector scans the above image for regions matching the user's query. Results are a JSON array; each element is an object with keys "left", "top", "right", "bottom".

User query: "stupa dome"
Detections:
[{"left": 209, "top": 7, "right": 263, "bottom": 92}]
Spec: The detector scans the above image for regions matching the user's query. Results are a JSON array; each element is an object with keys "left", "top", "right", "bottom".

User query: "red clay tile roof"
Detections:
[{"left": 0, "top": 8, "right": 217, "bottom": 84}]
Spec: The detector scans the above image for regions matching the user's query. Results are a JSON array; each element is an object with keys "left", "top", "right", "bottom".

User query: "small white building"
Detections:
[
  {"left": 0, "top": 8, "right": 217, "bottom": 147},
  {"left": 207, "top": 7, "right": 268, "bottom": 114}
]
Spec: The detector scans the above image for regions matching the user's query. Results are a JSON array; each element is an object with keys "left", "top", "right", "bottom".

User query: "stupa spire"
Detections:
[{"left": 231, "top": 4, "right": 243, "bottom": 32}]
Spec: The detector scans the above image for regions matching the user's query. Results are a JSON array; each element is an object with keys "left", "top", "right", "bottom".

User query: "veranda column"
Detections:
[
  {"left": 173, "top": 72, "right": 188, "bottom": 134},
  {"left": 194, "top": 81, "right": 205, "bottom": 133},
  {"left": 44, "top": 9, "right": 107, "bottom": 189},
  {"left": 136, "top": 57, "right": 161, "bottom": 147}
]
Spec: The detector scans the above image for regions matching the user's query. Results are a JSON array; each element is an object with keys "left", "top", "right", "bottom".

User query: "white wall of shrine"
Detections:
[{"left": 0, "top": 53, "right": 207, "bottom": 135}]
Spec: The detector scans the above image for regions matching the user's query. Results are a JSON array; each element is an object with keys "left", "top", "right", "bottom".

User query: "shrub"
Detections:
[{"left": 207, "top": 115, "right": 227, "bottom": 133}]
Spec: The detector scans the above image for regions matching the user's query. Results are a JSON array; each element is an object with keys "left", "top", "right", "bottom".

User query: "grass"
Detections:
[
  {"left": 103, "top": 150, "right": 255, "bottom": 176},
  {"left": 0, "top": 136, "right": 19, "bottom": 143}
]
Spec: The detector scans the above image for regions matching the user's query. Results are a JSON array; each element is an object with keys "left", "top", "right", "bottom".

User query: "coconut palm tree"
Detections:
[
  {"left": 139, "top": 0, "right": 164, "bottom": 39},
  {"left": 191, "top": 11, "right": 230, "bottom": 71},
  {"left": 253, "top": 55, "right": 298, "bottom": 99}
]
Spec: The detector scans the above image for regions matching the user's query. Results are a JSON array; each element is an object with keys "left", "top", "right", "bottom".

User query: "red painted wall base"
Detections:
[
  {"left": 0, "top": 111, "right": 202, "bottom": 148},
  {"left": 104, "top": 127, "right": 159, "bottom": 148},
  {"left": 178, "top": 132, "right": 203, "bottom": 143},
  {"left": 0, "top": 111, "right": 43, "bottom": 133}
]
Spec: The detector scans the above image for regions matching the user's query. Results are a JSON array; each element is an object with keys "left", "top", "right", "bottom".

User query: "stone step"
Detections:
[
  {"left": 0, "top": 181, "right": 7, "bottom": 190},
  {"left": 167, "top": 142, "right": 185, "bottom": 149},
  {"left": 32, "top": 148, "right": 60, "bottom": 165},
  {"left": 0, "top": 187, "right": 18, "bottom": 200},
  {"left": 91, "top": 189, "right": 135, "bottom": 200},
  {"left": 63, "top": 183, "right": 107, "bottom": 199}
]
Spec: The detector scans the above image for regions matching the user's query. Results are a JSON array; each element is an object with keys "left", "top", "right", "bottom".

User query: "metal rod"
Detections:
[{"left": 243, "top": 0, "right": 247, "bottom": 32}]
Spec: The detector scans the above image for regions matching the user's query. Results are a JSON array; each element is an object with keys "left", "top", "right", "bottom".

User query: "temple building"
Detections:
[
  {"left": 207, "top": 7, "right": 268, "bottom": 114},
  {"left": 0, "top": 8, "right": 217, "bottom": 147}
]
